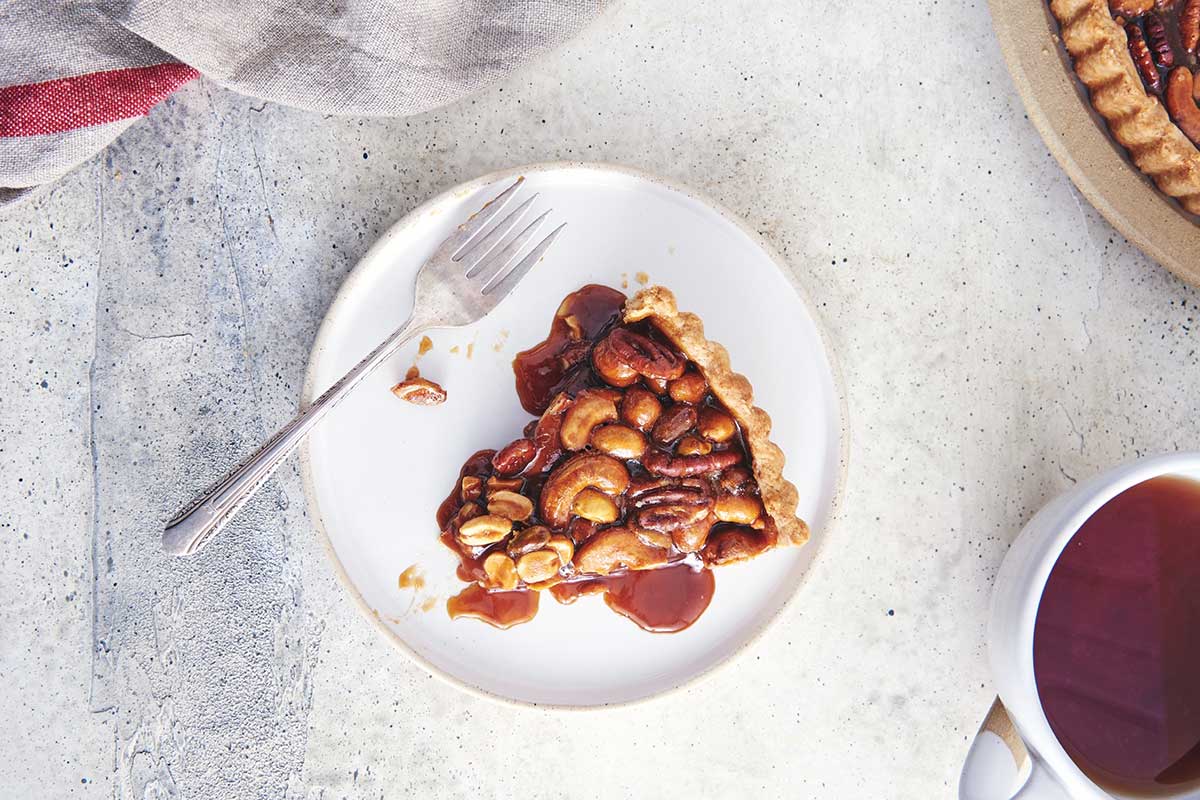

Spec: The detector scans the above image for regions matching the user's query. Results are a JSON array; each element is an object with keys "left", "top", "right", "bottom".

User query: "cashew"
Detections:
[
  {"left": 667, "top": 370, "right": 708, "bottom": 404},
  {"left": 487, "top": 490, "right": 534, "bottom": 521},
  {"left": 546, "top": 535, "right": 575, "bottom": 566},
  {"left": 697, "top": 407, "right": 737, "bottom": 443},
  {"left": 539, "top": 453, "right": 631, "bottom": 528},
  {"left": 574, "top": 527, "right": 670, "bottom": 575},
  {"left": 572, "top": 487, "right": 620, "bottom": 523},
  {"left": 482, "top": 552, "right": 519, "bottom": 590},
  {"left": 559, "top": 390, "right": 619, "bottom": 450},
  {"left": 676, "top": 435, "right": 712, "bottom": 456},
  {"left": 590, "top": 424, "right": 647, "bottom": 459},
  {"left": 516, "top": 549, "right": 563, "bottom": 584},
  {"left": 507, "top": 525, "right": 551, "bottom": 558},
  {"left": 603, "top": 329, "right": 685, "bottom": 380},
  {"left": 714, "top": 494, "right": 763, "bottom": 525},
  {"left": 620, "top": 388, "right": 663, "bottom": 432},
  {"left": 457, "top": 514, "right": 513, "bottom": 546},
  {"left": 1167, "top": 68, "right": 1200, "bottom": 144}
]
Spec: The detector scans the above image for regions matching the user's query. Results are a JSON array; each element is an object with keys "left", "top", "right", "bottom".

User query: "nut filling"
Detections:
[
  {"left": 1047, "top": 0, "right": 1200, "bottom": 213},
  {"left": 435, "top": 284, "right": 801, "bottom": 632}
]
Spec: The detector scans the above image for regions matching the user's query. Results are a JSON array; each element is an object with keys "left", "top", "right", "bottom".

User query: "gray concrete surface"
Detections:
[{"left": 2, "top": 1, "right": 1198, "bottom": 798}]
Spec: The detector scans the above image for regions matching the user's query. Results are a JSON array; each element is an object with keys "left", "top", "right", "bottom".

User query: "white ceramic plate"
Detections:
[{"left": 301, "top": 162, "right": 846, "bottom": 707}]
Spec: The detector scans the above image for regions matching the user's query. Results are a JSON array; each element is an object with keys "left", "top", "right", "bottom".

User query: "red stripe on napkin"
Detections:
[{"left": 0, "top": 63, "right": 199, "bottom": 137}]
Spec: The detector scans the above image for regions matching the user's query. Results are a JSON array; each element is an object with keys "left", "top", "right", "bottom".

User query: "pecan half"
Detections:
[
  {"left": 602, "top": 328, "right": 686, "bottom": 380},
  {"left": 631, "top": 485, "right": 709, "bottom": 508},
  {"left": 1166, "top": 68, "right": 1200, "bottom": 144},
  {"left": 1145, "top": 13, "right": 1174, "bottom": 69},
  {"left": 1128, "top": 22, "right": 1163, "bottom": 93},
  {"left": 643, "top": 449, "right": 743, "bottom": 477},
  {"left": 1184, "top": 0, "right": 1200, "bottom": 53},
  {"left": 635, "top": 502, "right": 711, "bottom": 533},
  {"left": 628, "top": 475, "right": 674, "bottom": 498}
]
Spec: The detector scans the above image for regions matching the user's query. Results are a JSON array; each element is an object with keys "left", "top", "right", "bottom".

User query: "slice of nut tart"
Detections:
[{"left": 435, "top": 284, "right": 809, "bottom": 632}]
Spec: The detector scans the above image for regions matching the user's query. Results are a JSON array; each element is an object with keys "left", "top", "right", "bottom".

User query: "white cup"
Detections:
[{"left": 960, "top": 452, "right": 1200, "bottom": 800}]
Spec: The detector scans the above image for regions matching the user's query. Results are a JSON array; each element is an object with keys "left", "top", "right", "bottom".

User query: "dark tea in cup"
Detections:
[{"left": 1033, "top": 475, "right": 1200, "bottom": 797}]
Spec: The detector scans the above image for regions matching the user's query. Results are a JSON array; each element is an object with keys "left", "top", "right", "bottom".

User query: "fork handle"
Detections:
[{"left": 163, "top": 315, "right": 429, "bottom": 556}]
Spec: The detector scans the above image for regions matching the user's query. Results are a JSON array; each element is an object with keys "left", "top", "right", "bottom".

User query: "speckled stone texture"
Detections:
[{"left": 1, "top": 2, "right": 1198, "bottom": 798}]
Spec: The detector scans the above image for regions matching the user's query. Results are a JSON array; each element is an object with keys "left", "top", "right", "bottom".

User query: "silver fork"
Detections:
[{"left": 163, "top": 178, "right": 563, "bottom": 556}]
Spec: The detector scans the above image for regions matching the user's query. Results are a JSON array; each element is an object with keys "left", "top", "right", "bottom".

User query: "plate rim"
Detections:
[
  {"left": 298, "top": 160, "right": 851, "bottom": 709},
  {"left": 988, "top": 0, "right": 1200, "bottom": 287}
]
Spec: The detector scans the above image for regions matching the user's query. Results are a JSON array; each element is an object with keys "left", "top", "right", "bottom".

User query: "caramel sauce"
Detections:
[
  {"left": 447, "top": 583, "right": 539, "bottom": 629},
  {"left": 512, "top": 284, "right": 625, "bottom": 415},
  {"left": 417, "top": 335, "right": 433, "bottom": 356},
  {"left": 1034, "top": 475, "right": 1200, "bottom": 797},
  {"left": 550, "top": 562, "right": 715, "bottom": 632}
]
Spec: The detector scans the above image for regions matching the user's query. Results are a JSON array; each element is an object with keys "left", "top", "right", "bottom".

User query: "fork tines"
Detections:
[{"left": 450, "top": 177, "right": 565, "bottom": 297}]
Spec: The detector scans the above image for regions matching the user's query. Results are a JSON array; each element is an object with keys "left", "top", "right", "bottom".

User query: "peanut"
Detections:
[
  {"left": 667, "top": 370, "right": 708, "bottom": 404},
  {"left": 697, "top": 407, "right": 737, "bottom": 443},
  {"left": 487, "top": 490, "right": 534, "bottom": 522},
  {"left": 572, "top": 488, "right": 620, "bottom": 523},
  {"left": 591, "top": 424, "right": 647, "bottom": 459},
  {"left": 482, "top": 552, "right": 519, "bottom": 590},
  {"left": 516, "top": 549, "right": 563, "bottom": 584},
  {"left": 620, "top": 388, "right": 663, "bottom": 431},
  {"left": 457, "top": 514, "right": 513, "bottom": 546}
]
